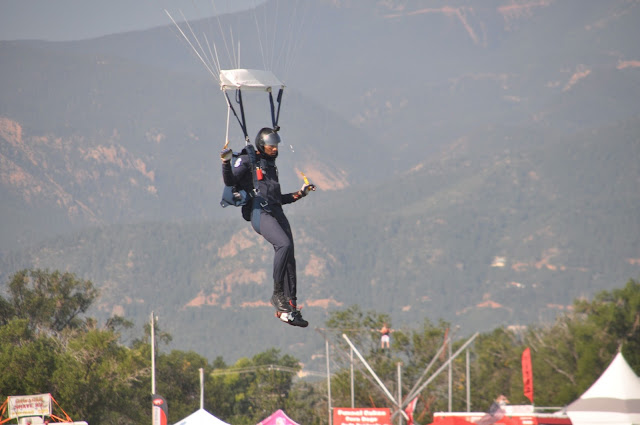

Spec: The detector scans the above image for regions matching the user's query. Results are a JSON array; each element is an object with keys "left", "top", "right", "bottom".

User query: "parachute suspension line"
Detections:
[
  {"left": 269, "top": 0, "right": 281, "bottom": 71},
  {"left": 252, "top": 0, "right": 268, "bottom": 70},
  {"left": 212, "top": 43, "right": 222, "bottom": 77},
  {"left": 283, "top": 0, "right": 312, "bottom": 81},
  {"left": 210, "top": 0, "right": 234, "bottom": 70},
  {"left": 178, "top": 9, "right": 217, "bottom": 72},
  {"left": 276, "top": 0, "right": 300, "bottom": 78},
  {"left": 204, "top": 34, "right": 220, "bottom": 76},
  {"left": 252, "top": 0, "right": 275, "bottom": 70},
  {"left": 229, "top": 27, "right": 238, "bottom": 69},
  {"left": 275, "top": 0, "right": 310, "bottom": 81},
  {"left": 165, "top": 9, "right": 218, "bottom": 80},
  {"left": 190, "top": 1, "right": 220, "bottom": 74}
]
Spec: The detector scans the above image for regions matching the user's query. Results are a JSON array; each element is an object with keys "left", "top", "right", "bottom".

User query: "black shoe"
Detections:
[
  {"left": 288, "top": 310, "right": 309, "bottom": 327},
  {"left": 277, "top": 310, "right": 308, "bottom": 328},
  {"left": 271, "top": 292, "right": 292, "bottom": 313}
]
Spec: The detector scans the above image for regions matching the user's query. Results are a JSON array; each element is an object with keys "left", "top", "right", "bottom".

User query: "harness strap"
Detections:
[{"left": 244, "top": 144, "right": 270, "bottom": 211}]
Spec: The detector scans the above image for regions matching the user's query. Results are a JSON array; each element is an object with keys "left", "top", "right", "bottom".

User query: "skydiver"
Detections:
[{"left": 220, "top": 128, "right": 315, "bottom": 327}]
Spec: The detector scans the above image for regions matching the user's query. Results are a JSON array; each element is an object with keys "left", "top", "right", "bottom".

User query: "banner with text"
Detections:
[
  {"left": 333, "top": 408, "right": 391, "bottom": 425},
  {"left": 8, "top": 394, "right": 52, "bottom": 418}
]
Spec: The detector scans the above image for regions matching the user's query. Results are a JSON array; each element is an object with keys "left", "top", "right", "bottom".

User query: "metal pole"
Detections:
[
  {"left": 466, "top": 349, "right": 471, "bottom": 412},
  {"left": 151, "top": 311, "right": 156, "bottom": 395},
  {"left": 350, "top": 347, "right": 355, "bottom": 408},
  {"left": 400, "top": 333, "right": 479, "bottom": 411},
  {"left": 448, "top": 338, "right": 452, "bottom": 412},
  {"left": 342, "top": 334, "right": 409, "bottom": 419},
  {"left": 200, "top": 368, "right": 205, "bottom": 409},
  {"left": 326, "top": 338, "right": 332, "bottom": 425},
  {"left": 397, "top": 363, "right": 403, "bottom": 425},
  {"left": 406, "top": 340, "right": 447, "bottom": 401}
]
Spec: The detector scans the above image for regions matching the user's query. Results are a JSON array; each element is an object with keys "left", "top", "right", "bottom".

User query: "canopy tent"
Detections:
[
  {"left": 257, "top": 409, "right": 300, "bottom": 425},
  {"left": 174, "top": 409, "right": 231, "bottom": 425},
  {"left": 567, "top": 352, "right": 640, "bottom": 425}
]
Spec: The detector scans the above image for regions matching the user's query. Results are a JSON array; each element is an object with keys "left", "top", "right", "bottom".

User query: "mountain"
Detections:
[{"left": 1, "top": 0, "right": 639, "bottom": 370}]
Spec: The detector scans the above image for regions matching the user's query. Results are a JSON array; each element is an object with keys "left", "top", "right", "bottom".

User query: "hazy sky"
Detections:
[{"left": 0, "top": 0, "right": 264, "bottom": 42}]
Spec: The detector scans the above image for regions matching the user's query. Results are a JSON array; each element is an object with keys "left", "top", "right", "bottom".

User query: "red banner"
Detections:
[
  {"left": 333, "top": 408, "right": 391, "bottom": 425},
  {"left": 521, "top": 347, "right": 534, "bottom": 403}
]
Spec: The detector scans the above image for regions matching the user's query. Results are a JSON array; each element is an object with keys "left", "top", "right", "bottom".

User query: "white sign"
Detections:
[{"left": 8, "top": 394, "right": 52, "bottom": 418}]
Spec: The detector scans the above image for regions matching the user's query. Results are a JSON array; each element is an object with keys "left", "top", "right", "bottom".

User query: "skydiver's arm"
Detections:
[
  {"left": 222, "top": 161, "right": 236, "bottom": 186},
  {"left": 281, "top": 192, "right": 300, "bottom": 205},
  {"left": 282, "top": 182, "right": 316, "bottom": 204},
  {"left": 222, "top": 155, "right": 249, "bottom": 186}
]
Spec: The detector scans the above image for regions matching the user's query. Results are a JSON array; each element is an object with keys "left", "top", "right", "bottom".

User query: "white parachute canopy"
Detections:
[{"left": 219, "top": 69, "right": 284, "bottom": 92}]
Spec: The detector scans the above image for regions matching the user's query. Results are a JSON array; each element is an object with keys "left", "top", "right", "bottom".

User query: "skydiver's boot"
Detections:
[
  {"left": 277, "top": 298, "right": 308, "bottom": 328},
  {"left": 270, "top": 281, "right": 292, "bottom": 313}
]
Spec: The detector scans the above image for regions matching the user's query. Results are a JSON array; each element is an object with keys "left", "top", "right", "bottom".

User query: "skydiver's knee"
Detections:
[{"left": 275, "top": 238, "right": 293, "bottom": 254}]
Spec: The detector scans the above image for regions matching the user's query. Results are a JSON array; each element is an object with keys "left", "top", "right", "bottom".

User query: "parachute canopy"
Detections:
[{"left": 220, "top": 69, "right": 285, "bottom": 92}]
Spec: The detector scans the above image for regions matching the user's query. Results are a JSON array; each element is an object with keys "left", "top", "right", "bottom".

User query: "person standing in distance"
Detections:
[{"left": 220, "top": 128, "right": 315, "bottom": 327}]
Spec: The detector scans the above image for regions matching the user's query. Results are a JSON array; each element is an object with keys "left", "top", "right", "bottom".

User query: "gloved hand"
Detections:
[
  {"left": 220, "top": 147, "right": 233, "bottom": 163},
  {"left": 299, "top": 183, "right": 316, "bottom": 197}
]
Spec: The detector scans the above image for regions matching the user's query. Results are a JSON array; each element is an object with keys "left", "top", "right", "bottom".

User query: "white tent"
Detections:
[
  {"left": 567, "top": 352, "right": 640, "bottom": 425},
  {"left": 174, "top": 408, "right": 231, "bottom": 425}
]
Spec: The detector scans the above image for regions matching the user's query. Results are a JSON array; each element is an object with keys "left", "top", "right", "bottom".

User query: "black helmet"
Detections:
[{"left": 255, "top": 127, "right": 281, "bottom": 157}]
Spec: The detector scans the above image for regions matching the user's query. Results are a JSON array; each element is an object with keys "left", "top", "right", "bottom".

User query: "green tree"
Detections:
[
  {"left": 50, "top": 321, "right": 150, "bottom": 424},
  {"left": 1, "top": 269, "right": 98, "bottom": 333},
  {"left": 574, "top": 278, "right": 640, "bottom": 372},
  {"left": 246, "top": 349, "right": 301, "bottom": 421},
  {"left": 225, "top": 350, "right": 301, "bottom": 424},
  {"left": 0, "top": 270, "right": 147, "bottom": 424},
  {"left": 0, "top": 319, "right": 58, "bottom": 396},
  {"left": 155, "top": 349, "right": 210, "bottom": 421},
  {"left": 285, "top": 380, "right": 326, "bottom": 425}
]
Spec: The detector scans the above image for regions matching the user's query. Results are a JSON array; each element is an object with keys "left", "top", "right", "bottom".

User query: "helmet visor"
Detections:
[{"left": 263, "top": 132, "right": 281, "bottom": 146}]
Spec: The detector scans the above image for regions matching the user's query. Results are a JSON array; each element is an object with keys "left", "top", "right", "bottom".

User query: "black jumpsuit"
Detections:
[{"left": 222, "top": 150, "right": 299, "bottom": 302}]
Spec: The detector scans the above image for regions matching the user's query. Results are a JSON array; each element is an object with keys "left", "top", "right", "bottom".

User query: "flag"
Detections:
[
  {"left": 405, "top": 397, "right": 418, "bottom": 425},
  {"left": 522, "top": 347, "right": 534, "bottom": 403}
]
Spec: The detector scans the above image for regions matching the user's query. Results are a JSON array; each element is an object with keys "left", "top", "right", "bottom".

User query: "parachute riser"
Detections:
[
  {"left": 269, "top": 87, "right": 284, "bottom": 133},
  {"left": 224, "top": 89, "right": 250, "bottom": 145}
]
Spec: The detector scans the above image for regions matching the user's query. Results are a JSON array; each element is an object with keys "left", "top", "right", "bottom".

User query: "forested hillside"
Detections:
[{"left": 2, "top": 114, "right": 638, "bottom": 366}]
